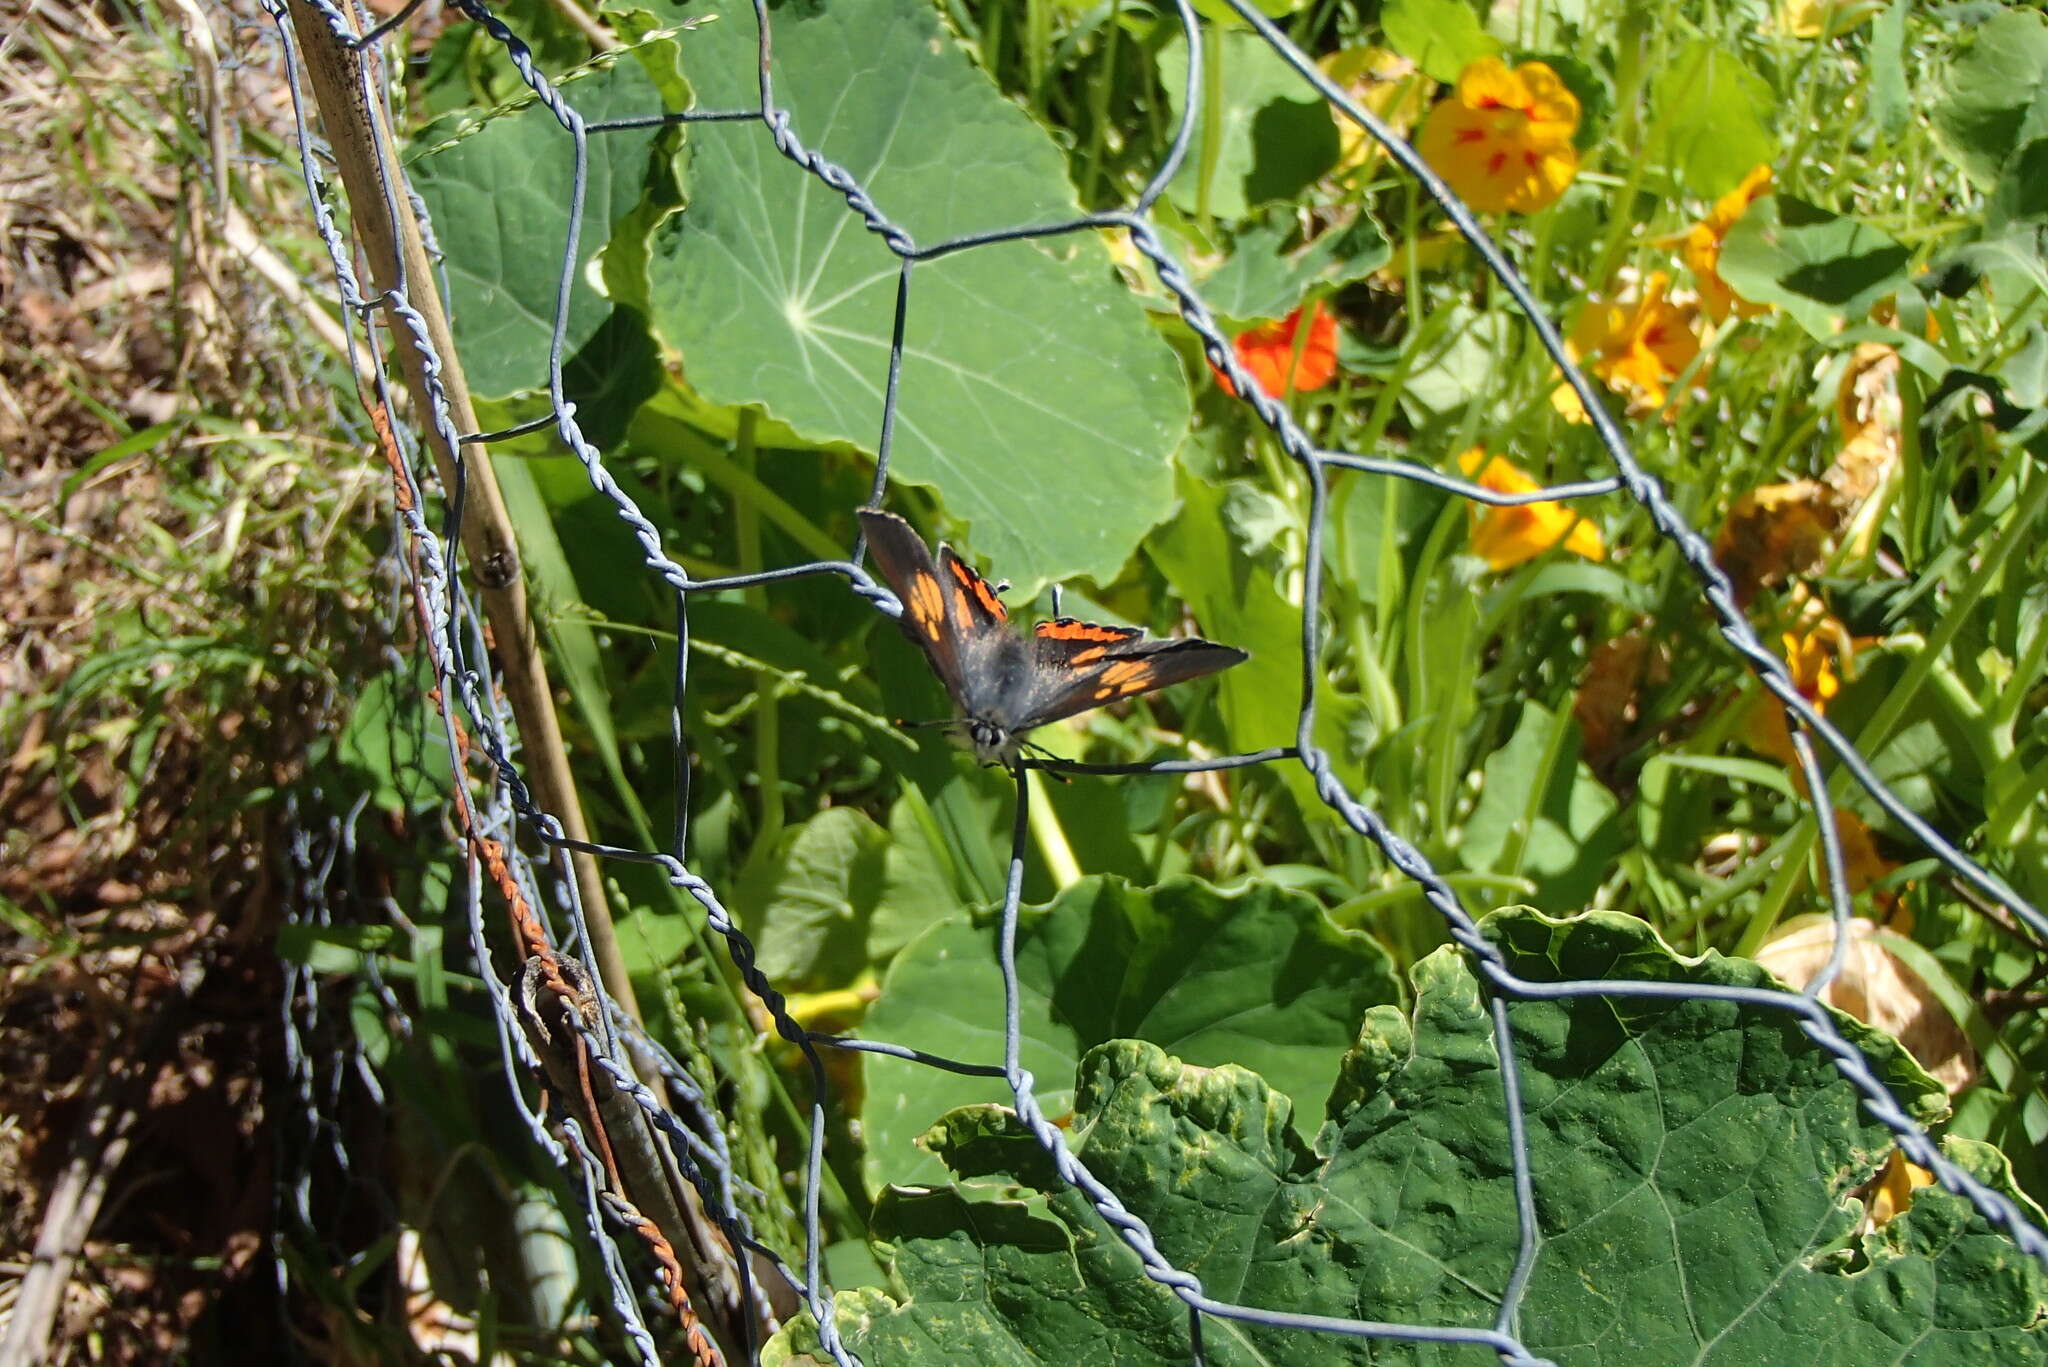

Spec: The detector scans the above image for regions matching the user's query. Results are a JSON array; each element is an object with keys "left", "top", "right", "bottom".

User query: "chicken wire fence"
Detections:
[{"left": 257, "top": 0, "right": 2048, "bottom": 1362}]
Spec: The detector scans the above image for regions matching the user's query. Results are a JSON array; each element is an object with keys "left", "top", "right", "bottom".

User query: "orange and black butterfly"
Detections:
[{"left": 858, "top": 509, "right": 1248, "bottom": 766}]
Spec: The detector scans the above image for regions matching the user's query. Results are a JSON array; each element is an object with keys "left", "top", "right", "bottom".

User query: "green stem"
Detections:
[
  {"left": 1025, "top": 768, "right": 1082, "bottom": 888},
  {"left": 1195, "top": 24, "right": 1225, "bottom": 234},
  {"left": 1833, "top": 457, "right": 2047, "bottom": 794},
  {"left": 1077, "top": 0, "right": 1122, "bottom": 208},
  {"left": 734, "top": 410, "right": 784, "bottom": 857}
]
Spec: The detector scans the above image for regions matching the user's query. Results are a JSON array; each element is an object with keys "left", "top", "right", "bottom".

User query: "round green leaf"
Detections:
[
  {"left": 1718, "top": 195, "right": 1913, "bottom": 342},
  {"left": 1200, "top": 212, "right": 1390, "bottom": 326},
  {"left": 1156, "top": 30, "right": 1341, "bottom": 221},
  {"left": 408, "top": 53, "right": 672, "bottom": 446},
  {"left": 646, "top": 0, "right": 1187, "bottom": 590},
  {"left": 1931, "top": 7, "right": 2048, "bottom": 190},
  {"left": 1647, "top": 40, "right": 1776, "bottom": 199},
  {"left": 1382, "top": 0, "right": 1501, "bottom": 84}
]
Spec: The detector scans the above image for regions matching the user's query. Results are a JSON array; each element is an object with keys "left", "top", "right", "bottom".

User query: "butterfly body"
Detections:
[{"left": 858, "top": 509, "right": 1247, "bottom": 766}]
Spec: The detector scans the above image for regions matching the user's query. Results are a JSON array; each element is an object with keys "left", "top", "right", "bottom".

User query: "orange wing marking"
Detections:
[
  {"left": 1090, "top": 658, "right": 1158, "bottom": 700},
  {"left": 1037, "top": 619, "right": 1132, "bottom": 643},
  {"left": 948, "top": 558, "right": 1007, "bottom": 621},
  {"left": 906, "top": 573, "right": 947, "bottom": 641}
]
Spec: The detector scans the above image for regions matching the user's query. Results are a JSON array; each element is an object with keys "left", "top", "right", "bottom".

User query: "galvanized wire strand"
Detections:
[{"left": 262, "top": 0, "right": 2048, "bottom": 1361}]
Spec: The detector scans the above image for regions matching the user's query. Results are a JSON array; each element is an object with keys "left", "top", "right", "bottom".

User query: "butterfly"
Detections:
[{"left": 857, "top": 508, "right": 1248, "bottom": 766}]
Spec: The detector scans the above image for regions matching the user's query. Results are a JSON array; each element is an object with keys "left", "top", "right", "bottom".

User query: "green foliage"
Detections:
[
  {"left": 1645, "top": 40, "right": 1777, "bottom": 198},
  {"left": 371, "top": 0, "right": 2048, "bottom": 1346},
  {"left": 772, "top": 912, "right": 2045, "bottom": 1364},
  {"left": 1383, "top": 0, "right": 1500, "bottom": 82},
  {"left": 1718, "top": 196, "right": 1912, "bottom": 340},
  {"left": 646, "top": 0, "right": 1189, "bottom": 591},
  {"left": 1157, "top": 29, "right": 1341, "bottom": 220},
  {"left": 861, "top": 874, "right": 1398, "bottom": 1190}
]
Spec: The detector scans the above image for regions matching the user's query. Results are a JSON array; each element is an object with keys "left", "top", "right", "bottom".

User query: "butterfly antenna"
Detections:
[{"left": 1014, "top": 735, "right": 1073, "bottom": 782}]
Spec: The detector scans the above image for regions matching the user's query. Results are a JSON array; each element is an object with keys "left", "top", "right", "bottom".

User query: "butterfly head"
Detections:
[{"left": 962, "top": 715, "right": 1018, "bottom": 767}]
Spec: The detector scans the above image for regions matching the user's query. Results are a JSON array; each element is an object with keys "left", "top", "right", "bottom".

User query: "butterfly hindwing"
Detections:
[{"left": 1016, "top": 617, "right": 1247, "bottom": 729}]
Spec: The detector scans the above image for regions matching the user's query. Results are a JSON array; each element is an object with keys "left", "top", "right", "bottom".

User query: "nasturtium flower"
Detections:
[
  {"left": 1458, "top": 448, "right": 1606, "bottom": 571},
  {"left": 1415, "top": 58, "right": 1580, "bottom": 215},
  {"left": 1552, "top": 272, "right": 1702, "bottom": 421},
  {"left": 1741, "top": 628, "right": 1843, "bottom": 766},
  {"left": 1684, "top": 165, "right": 1774, "bottom": 322},
  {"left": 1215, "top": 303, "right": 1339, "bottom": 399}
]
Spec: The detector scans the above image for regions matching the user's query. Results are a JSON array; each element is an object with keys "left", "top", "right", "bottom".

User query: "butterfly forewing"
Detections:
[{"left": 859, "top": 508, "right": 970, "bottom": 710}]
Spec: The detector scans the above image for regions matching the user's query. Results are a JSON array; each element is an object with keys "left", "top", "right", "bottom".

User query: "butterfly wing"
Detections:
[
  {"left": 859, "top": 509, "right": 971, "bottom": 708},
  {"left": 1011, "top": 617, "right": 1248, "bottom": 730},
  {"left": 859, "top": 508, "right": 1017, "bottom": 717}
]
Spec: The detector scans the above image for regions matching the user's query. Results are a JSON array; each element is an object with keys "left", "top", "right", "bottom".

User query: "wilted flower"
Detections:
[
  {"left": 1459, "top": 448, "right": 1606, "bottom": 570},
  {"left": 1684, "top": 165, "right": 1774, "bottom": 323},
  {"left": 1215, "top": 302, "right": 1339, "bottom": 399},
  {"left": 1319, "top": 46, "right": 1434, "bottom": 178}
]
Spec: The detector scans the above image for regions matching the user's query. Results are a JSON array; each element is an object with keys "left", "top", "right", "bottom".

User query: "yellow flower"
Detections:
[
  {"left": 1741, "top": 628, "right": 1842, "bottom": 766},
  {"left": 1772, "top": 0, "right": 1882, "bottom": 38},
  {"left": 1319, "top": 46, "right": 1435, "bottom": 178},
  {"left": 1459, "top": 448, "right": 1606, "bottom": 571},
  {"left": 1415, "top": 58, "right": 1580, "bottom": 215},
  {"left": 1684, "top": 165, "right": 1774, "bottom": 323},
  {"left": 1552, "top": 272, "right": 1702, "bottom": 421}
]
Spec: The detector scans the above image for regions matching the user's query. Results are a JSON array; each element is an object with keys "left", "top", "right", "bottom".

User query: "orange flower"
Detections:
[
  {"left": 1415, "top": 58, "right": 1580, "bottom": 215},
  {"left": 1215, "top": 303, "right": 1339, "bottom": 398},
  {"left": 1459, "top": 448, "right": 1606, "bottom": 571},
  {"left": 1684, "top": 165, "right": 1774, "bottom": 323},
  {"left": 1552, "top": 272, "right": 1701, "bottom": 421}
]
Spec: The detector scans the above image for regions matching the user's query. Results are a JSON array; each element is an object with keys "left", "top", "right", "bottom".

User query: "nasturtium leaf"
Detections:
[
  {"left": 875, "top": 791, "right": 969, "bottom": 961},
  {"left": 1157, "top": 30, "right": 1341, "bottom": 221},
  {"left": 1459, "top": 702, "right": 1625, "bottom": 911},
  {"left": 1199, "top": 212, "right": 1390, "bottom": 325},
  {"left": 1931, "top": 7, "right": 2048, "bottom": 191},
  {"left": 1718, "top": 196, "right": 1912, "bottom": 341},
  {"left": 645, "top": 0, "right": 1187, "bottom": 592},
  {"left": 775, "top": 911, "right": 2048, "bottom": 1365},
  {"left": 1647, "top": 40, "right": 1775, "bottom": 199},
  {"left": 859, "top": 874, "right": 1398, "bottom": 1193},
  {"left": 734, "top": 806, "right": 889, "bottom": 989},
  {"left": 407, "top": 51, "right": 674, "bottom": 447},
  {"left": 1382, "top": 0, "right": 1501, "bottom": 83}
]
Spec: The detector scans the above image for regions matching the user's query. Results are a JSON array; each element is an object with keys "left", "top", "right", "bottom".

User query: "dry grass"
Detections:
[{"left": 0, "top": 0, "right": 378, "bottom": 1359}]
